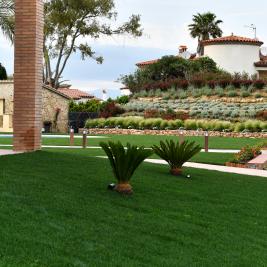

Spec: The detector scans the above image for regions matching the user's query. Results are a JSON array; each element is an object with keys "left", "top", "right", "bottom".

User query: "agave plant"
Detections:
[
  {"left": 100, "top": 141, "right": 153, "bottom": 194},
  {"left": 152, "top": 140, "right": 201, "bottom": 176}
]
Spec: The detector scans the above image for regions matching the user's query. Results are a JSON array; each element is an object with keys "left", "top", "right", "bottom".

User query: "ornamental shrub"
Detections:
[
  {"left": 231, "top": 79, "right": 242, "bottom": 88},
  {"left": 214, "top": 86, "right": 225, "bottom": 97},
  {"left": 116, "top": 95, "right": 129, "bottom": 104},
  {"left": 190, "top": 78, "right": 205, "bottom": 88},
  {"left": 231, "top": 145, "right": 261, "bottom": 164},
  {"left": 100, "top": 101, "right": 125, "bottom": 118},
  {"left": 0, "top": 63, "right": 7, "bottom": 80},
  {"left": 241, "top": 90, "right": 250, "bottom": 98},
  {"left": 227, "top": 91, "right": 238, "bottom": 97},
  {"left": 241, "top": 80, "right": 253, "bottom": 88},
  {"left": 218, "top": 79, "right": 231, "bottom": 88},
  {"left": 256, "top": 110, "right": 267, "bottom": 121},
  {"left": 253, "top": 80, "right": 265, "bottom": 90},
  {"left": 86, "top": 117, "right": 266, "bottom": 132},
  {"left": 207, "top": 80, "right": 216, "bottom": 89}
]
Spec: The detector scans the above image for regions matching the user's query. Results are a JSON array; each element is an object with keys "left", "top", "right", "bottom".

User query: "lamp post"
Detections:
[
  {"left": 179, "top": 130, "right": 185, "bottom": 144},
  {"left": 82, "top": 130, "right": 87, "bottom": 149},
  {"left": 204, "top": 131, "right": 209, "bottom": 153},
  {"left": 70, "top": 128, "right": 74, "bottom": 146}
]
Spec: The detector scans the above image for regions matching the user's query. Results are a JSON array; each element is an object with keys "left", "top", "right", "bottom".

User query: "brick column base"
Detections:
[{"left": 13, "top": 0, "right": 44, "bottom": 151}]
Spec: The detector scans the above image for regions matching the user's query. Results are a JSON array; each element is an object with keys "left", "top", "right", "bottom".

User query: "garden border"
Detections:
[{"left": 86, "top": 128, "right": 267, "bottom": 138}]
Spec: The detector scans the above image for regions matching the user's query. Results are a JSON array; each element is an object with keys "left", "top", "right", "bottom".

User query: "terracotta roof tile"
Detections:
[
  {"left": 254, "top": 60, "right": 267, "bottom": 67},
  {"left": 136, "top": 59, "right": 159, "bottom": 67},
  {"left": 136, "top": 54, "right": 197, "bottom": 67},
  {"left": 202, "top": 35, "right": 263, "bottom": 46},
  {"left": 58, "top": 88, "right": 94, "bottom": 100}
]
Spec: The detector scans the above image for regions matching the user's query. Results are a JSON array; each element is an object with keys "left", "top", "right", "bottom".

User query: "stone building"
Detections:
[{"left": 0, "top": 80, "right": 70, "bottom": 133}]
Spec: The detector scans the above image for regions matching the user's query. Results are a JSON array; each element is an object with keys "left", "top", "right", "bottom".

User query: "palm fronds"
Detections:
[
  {"left": 100, "top": 141, "right": 153, "bottom": 183},
  {"left": 188, "top": 12, "right": 223, "bottom": 55},
  {"left": 152, "top": 140, "right": 201, "bottom": 171},
  {"left": 0, "top": 0, "right": 15, "bottom": 43}
]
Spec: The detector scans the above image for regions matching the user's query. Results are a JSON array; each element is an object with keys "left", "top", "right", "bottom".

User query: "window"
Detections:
[{"left": 0, "top": 99, "right": 4, "bottom": 115}]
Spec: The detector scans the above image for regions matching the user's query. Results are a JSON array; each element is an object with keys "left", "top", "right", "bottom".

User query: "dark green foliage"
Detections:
[
  {"left": 116, "top": 95, "right": 129, "bottom": 104},
  {"left": 100, "top": 141, "right": 153, "bottom": 182},
  {"left": 152, "top": 140, "right": 201, "bottom": 169},
  {"left": 0, "top": 63, "right": 7, "bottom": 80},
  {"left": 191, "top": 57, "right": 218, "bottom": 73},
  {"left": 253, "top": 80, "right": 265, "bottom": 90},
  {"left": 69, "top": 99, "right": 101, "bottom": 112},
  {"left": 120, "top": 55, "right": 220, "bottom": 92},
  {"left": 147, "top": 56, "right": 190, "bottom": 81}
]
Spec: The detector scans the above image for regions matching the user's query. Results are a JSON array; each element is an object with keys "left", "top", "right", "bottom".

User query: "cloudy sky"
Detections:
[{"left": 1, "top": 0, "right": 267, "bottom": 98}]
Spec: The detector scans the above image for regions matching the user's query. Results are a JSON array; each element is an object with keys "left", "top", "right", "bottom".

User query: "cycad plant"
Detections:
[
  {"left": 100, "top": 141, "right": 153, "bottom": 194},
  {"left": 152, "top": 140, "right": 201, "bottom": 176}
]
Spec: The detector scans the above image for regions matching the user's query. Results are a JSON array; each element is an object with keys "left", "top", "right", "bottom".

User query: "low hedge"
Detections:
[{"left": 86, "top": 117, "right": 267, "bottom": 132}]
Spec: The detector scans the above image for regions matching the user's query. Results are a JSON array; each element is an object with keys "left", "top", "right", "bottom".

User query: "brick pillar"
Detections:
[{"left": 13, "top": 0, "right": 44, "bottom": 151}]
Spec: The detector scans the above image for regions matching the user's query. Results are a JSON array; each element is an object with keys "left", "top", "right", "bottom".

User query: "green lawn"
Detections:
[
  {"left": 0, "top": 134, "right": 264, "bottom": 149},
  {"left": 0, "top": 150, "right": 266, "bottom": 266},
  {"left": 46, "top": 148, "right": 234, "bottom": 166}
]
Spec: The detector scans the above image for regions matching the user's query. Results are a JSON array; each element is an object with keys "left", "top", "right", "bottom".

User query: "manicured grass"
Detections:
[
  {"left": 0, "top": 134, "right": 264, "bottom": 149},
  {"left": 46, "top": 148, "right": 234, "bottom": 166},
  {"left": 0, "top": 150, "right": 266, "bottom": 266}
]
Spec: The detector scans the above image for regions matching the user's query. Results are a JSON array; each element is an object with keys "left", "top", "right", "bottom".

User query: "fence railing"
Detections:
[{"left": 69, "top": 112, "right": 99, "bottom": 133}]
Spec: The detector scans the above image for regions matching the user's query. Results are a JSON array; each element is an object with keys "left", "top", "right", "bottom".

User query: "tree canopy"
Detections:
[
  {"left": 120, "top": 56, "right": 219, "bottom": 92},
  {"left": 0, "top": 63, "right": 8, "bottom": 80},
  {"left": 189, "top": 12, "right": 223, "bottom": 55},
  {"left": 0, "top": 0, "right": 142, "bottom": 88},
  {"left": 44, "top": 0, "right": 142, "bottom": 88}
]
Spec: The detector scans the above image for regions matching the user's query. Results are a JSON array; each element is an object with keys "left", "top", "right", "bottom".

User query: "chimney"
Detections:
[{"left": 179, "top": 45, "right": 187, "bottom": 54}]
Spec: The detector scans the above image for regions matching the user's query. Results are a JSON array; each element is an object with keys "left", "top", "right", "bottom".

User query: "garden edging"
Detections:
[{"left": 86, "top": 128, "right": 267, "bottom": 138}]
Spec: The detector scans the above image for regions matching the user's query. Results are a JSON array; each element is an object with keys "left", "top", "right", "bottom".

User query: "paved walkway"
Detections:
[
  {"left": 0, "top": 149, "right": 22, "bottom": 156},
  {"left": 145, "top": 159, "right": 267, "bottom": 178}
]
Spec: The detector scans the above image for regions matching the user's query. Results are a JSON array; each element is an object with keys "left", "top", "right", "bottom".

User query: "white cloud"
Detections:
[{"left": 70, "top": 79, "right": 123, "bottom": 91}]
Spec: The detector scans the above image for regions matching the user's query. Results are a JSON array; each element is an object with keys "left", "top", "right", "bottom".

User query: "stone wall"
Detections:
[
  {"left": 0, "top": 81, "right": 70, "bottom": 133},
  {"left": 0, "top": 81, "right": 14, "bottom": 114},
  {"left": 42, "top": 86, "right": 69, "bottom": 133},
  {"left": 86, "top": 128, "right": 267, "bottom": 138}
]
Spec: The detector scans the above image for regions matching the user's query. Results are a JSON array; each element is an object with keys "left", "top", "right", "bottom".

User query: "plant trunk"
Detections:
[
  {"left": 115, "top": 182, "right": 133, "bottom": 195},
  {"left": 170, "top": 168, "right": 183, "bottom": 176}
]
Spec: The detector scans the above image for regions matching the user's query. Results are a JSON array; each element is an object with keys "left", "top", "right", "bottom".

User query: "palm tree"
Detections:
[
  {"left": 0, "top": 0, "right": 14, "bottom": 43},
  {"left": 189, "top": 12, "right": 223, "bottom": 56}
]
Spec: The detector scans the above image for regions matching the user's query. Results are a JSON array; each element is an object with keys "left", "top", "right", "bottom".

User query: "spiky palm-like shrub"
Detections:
[
  {"left": 100, "top": 141, "right": 153, "bottom": 194},
  {"left": 152, "top": 140, "right": 201, "bottom": 176}
]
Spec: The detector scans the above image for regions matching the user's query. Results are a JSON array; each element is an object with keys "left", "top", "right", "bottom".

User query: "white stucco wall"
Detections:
[
  {"left": 204, "top": 44, "right": 260, "bottom": 75},
  {"left": 120, "top": 89, "right": 131, "bottom": 96}
]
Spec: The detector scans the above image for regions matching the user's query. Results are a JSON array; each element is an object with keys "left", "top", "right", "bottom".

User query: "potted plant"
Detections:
[
  {"left": 152, "top": 140, "right": 201, "bottom": 176},
  {"left": 100, "top": 141, "right": 153, "bottom": 195}
]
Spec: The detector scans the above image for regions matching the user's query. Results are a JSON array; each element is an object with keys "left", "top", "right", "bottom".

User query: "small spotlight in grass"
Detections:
[
  {"left": 186, "top": 174, "right": 191, "bottom": 179},
  {"left": 107, "top": 183, "right": 116, "bottom": 190}
]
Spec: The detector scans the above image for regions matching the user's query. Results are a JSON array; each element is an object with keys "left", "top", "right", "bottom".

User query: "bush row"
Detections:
[
  {"left": 86, "top": 117, "right": 267, "bottom": 132},
  {"left": 141, "top": 78, "right": 266, "bottom": 91}
]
